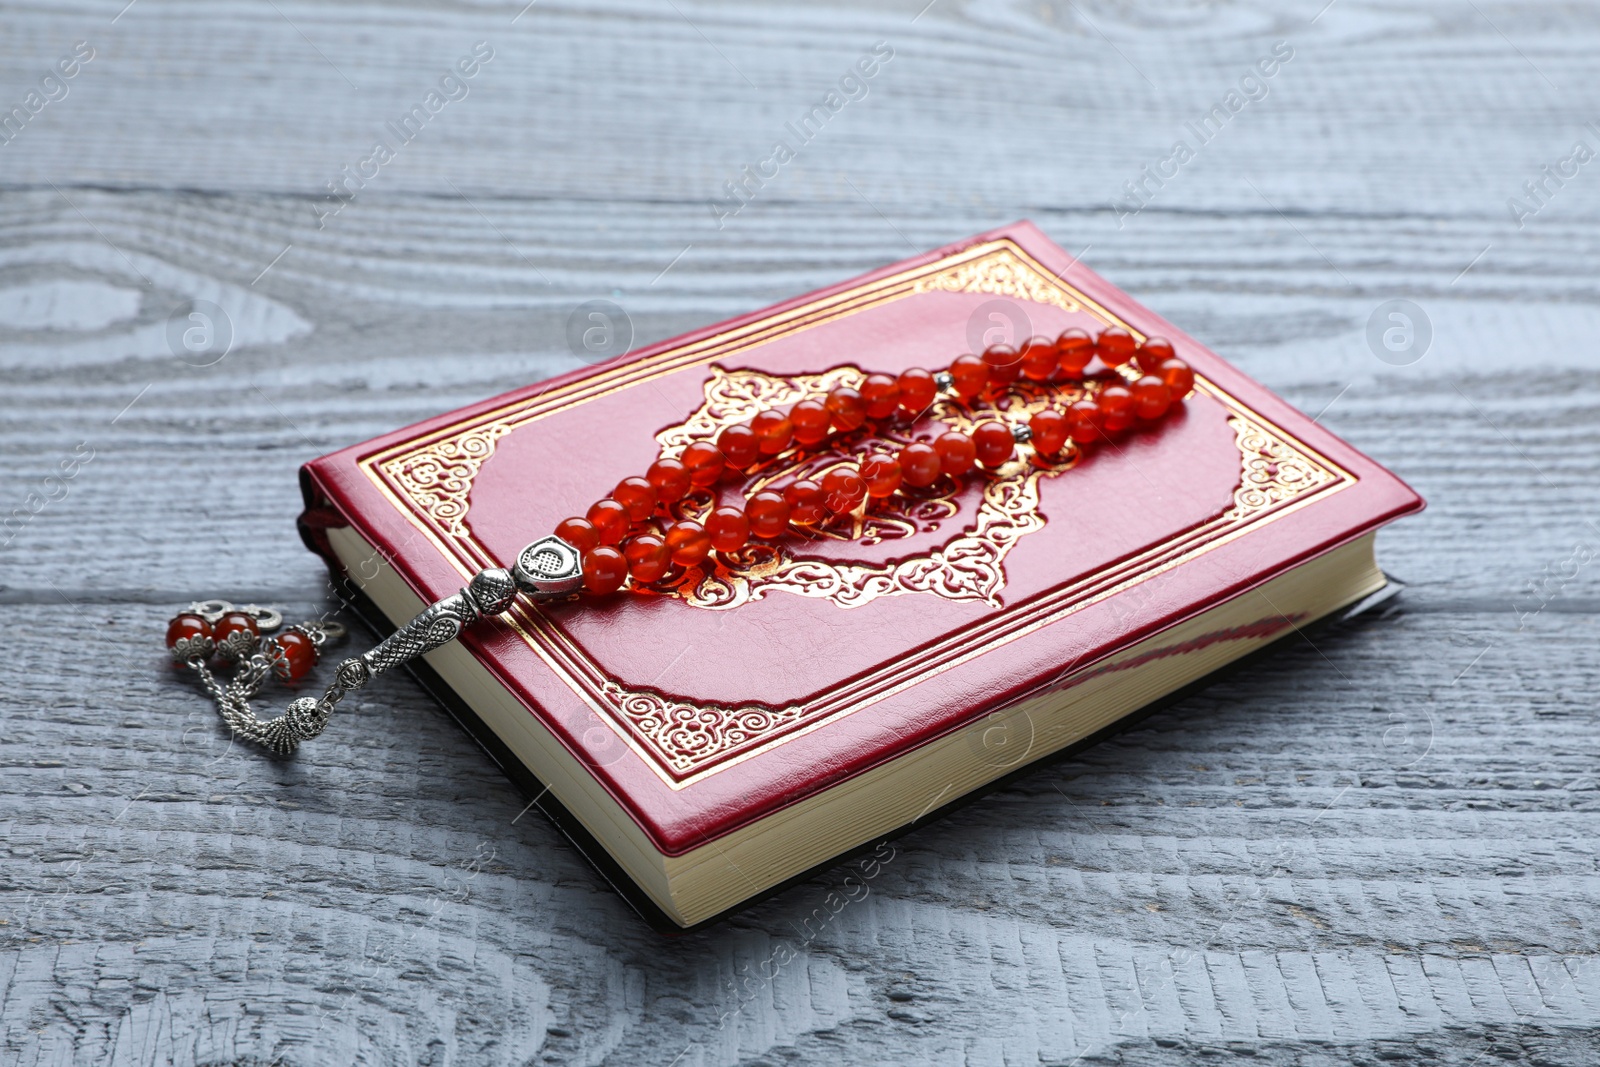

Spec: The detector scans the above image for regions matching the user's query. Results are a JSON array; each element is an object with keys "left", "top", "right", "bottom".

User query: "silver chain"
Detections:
[{"left": 173, "top": 535, "right": 583, "bottom": 757}]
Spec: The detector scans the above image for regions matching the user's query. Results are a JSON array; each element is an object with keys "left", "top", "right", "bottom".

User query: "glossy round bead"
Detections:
[
  {"left": 949, "top": 354, "right": 988, "bottom": 400},
  {"left": 746, "top": 490, "right": 792, "bottom": 538},
  {"left": 665, "top": 520, "right": 712, "bottom": 566},
  {"left": 273, "top": 629, "right": 318, "bottom": 682},
  {"left": 555, "top": 516, "right": 601, "bottom": 554},
  {"left": 972, "top": 421, "right": 1015, "bottom": 467},
  {"left": 706, "top": 506, "right": 750, "bottom": 552},
  {"left": 582, "top": 545, "right": 628, "bottom": 594},
  {"left": 1019, "top": 337, "right": 1058, "bottom": 381},
  {"left": 752, "top": 409, "right": 794, "bottom": 455},
  {"left": 623, "top": 533, "right": 671, "bottom": 584},
  {"left": 825, "top": 387, "right": 867, "bottom": 432},
  {"left": 612, "top": 476, "right": 658, "bottom": 522},
  {"left": 717, "top": 423, "right": 760, "bottom": 469},
  {"left": 214, "top": 611, "right": 259, "bottom": 644},
  {"left": 682, "top": 441, "right": 726, "bottom": 486},
  {"left": 1096, "top": 326, "right": 1137, "bottom": 367},
  {"left": 934, "top": 430, "right": 977, "bottom": 477},
  {"left": 1157, "top": 357, "right": 1194, "bottom": 398},
  {"left": 899, "top": 441, "right": 942, "bottom": 488},
  {"left": 1056, "top": 328, "right": 1094, "bottom": 377},
  {"left": 586, "top": 498, "right": 631, "bottom": 545},
  {"left": 860, "top": 374, "right": 901, "bottom": 419},
  {"left": 1131, "top": 375, "right": 1172, "bottom": 420},
  {"left": 862, "top": 453, "right": 902, "bottom": 498},
  {"left": 1065, "top": 399, "right": 1103, "bottom": 445},
  {"left": 1098, "top": 384, "right": 1135, "bottom": 432},
  {"left": 1029, "top": 408, "right": 1070, "bottom": 457},
  {"left": 821, "top": 467, "right": 868, "bottom": 513},
  {"left": 165, "top": 613, "right": 212, "bottom": 649},
  {"left": 645, "top": 457, "right": 692, "bottom": 503},
  {"left": 783, "top": 480, "right": 829, "bottom": 525},
  {"left": 982, "top": 343, "right": 1021, "bottom": 386},
  {"left": 1135, "top": 336, "right": 1175, "bottom": 373},
  {"left": 897, "top": 367, "right": 937, "bottom": 415},
  {"left": 790, "top": 399, "right": 832, "bottom": 447}
]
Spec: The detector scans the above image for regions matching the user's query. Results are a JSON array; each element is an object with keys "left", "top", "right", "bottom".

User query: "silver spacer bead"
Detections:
[
  {"left": 933, "top": 371, "right": 955, "bottom": 393},
  {"left": 1011, "top": 422, "right": 1032, "bottom": 444},
  {"left": 464, "top": 567, "right": 519, "bottom": 616},
  {"left": 512, "top": 536, "right": 584, "bottom": 599}
]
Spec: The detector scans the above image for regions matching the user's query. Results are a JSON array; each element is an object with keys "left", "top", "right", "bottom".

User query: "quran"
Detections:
[{"left": 296, "top": 222, "right": 1423, "bottom": 929}]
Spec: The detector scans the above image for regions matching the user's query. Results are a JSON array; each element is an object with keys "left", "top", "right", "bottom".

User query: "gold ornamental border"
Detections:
[{"left": 358, "top": 239, "right": 1357, "bottom": 788}]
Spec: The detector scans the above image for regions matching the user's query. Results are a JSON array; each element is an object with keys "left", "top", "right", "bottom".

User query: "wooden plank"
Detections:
[{"left": 3, "top": 0, "right": 1599, "bottom": 1062}]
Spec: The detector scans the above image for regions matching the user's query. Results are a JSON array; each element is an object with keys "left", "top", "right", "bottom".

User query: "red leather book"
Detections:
[{"left": 298, "top": 222, "right": 1423, "bottom": 928}]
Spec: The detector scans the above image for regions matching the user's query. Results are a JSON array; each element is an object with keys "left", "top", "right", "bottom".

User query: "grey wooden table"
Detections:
[{"left": 3, "top": 1, "right": 1599, "bottom": 1063}]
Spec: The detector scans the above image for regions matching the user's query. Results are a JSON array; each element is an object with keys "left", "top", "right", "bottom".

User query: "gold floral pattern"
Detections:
[
  {"left": 1225, "top": 414, "right": 1338, "bottom": 519},
  {"left": 909, "top": 246, "right": 1085, "bottom": 317},
  {"left": 601, "top": 682, "right": 807, "bottom": 775},
  {"left": 378, "top": 424, "right": 511, "bottom": 539}
]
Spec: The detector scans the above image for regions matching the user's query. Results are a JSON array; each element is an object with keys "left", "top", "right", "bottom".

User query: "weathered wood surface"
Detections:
[{"left": 3, "top": 0, "right": 1599, "bottom": 1063}]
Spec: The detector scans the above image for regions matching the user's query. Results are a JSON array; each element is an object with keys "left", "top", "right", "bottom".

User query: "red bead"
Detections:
[
  {"left": 982, "top": 343, "right": 1021, "bottom": 386},
  {"left": 612, "top": 476, "right": 658, "bottom": 522},
  {"left": 860, "top": 374, "right": 901, "bottom": 419},
  {"left": 1096, "top": 326, "right": 1136, "bottom": 367},
  {"left": 665, "top": 520, "right": 712, "bottom": 566},
  {"left": 897, "top": 368, "right": 937, "bottom": 415},
  {"left": 899, "top": 441, "right": 942, "bottom": 488},
  {"left": 682, "top": 441, "right": 726, "bottom": 486},
  {"left": 790, "top": 399, "right": 831, "bottom": 446},
  {"left": 1019, "top": 337, "right": 1057, "bottom": 381},
  {"left": 972, "top": 421, "right": 1015, "bottom": 467},
  {"left": 746, "top": 490, "right": 792, "bottom": 538},
  {"left": 582, "top": 545, "right": 627, "bottom": 594},
  {"left": 1135, "top": 336, "right": 1175, "bottom": 373},
  {"left": 624, "top": 533, "right": 671, "bottom": 584},
  {"left": 783, "top": 480, "right": 829, "bottom": 525},
  {"left": 555, "top": 516, "right": 600, "bottom": 553},
  {"left": 862, "top": 453, "right": 902, "bottom": 498},
  {"left": 1029, "top": 409, "right": 1069, "bottom": 456},
  {"left": 949, "top": 354, "right": 987, "bottom": 400},
  {"left": 587, "top": 498, "right": 631, "bottom": 544},
  {"left": 706, "top": 506, "right": 749, "bottom": 552},
  {"left": 646, "top": 457, "right": 692, "bottom": 503},
  {"left": 821, "top": 467, "right": 867, "bottom": 513},
  {"left": 214, "top": 611, "right": 259, "bottom": 645},
  {"left": 1056, "top": 328, "right": 1094, "bottom": 377},
  {"left": 1099, "top": 384, "right": 1135, "bottom": 432},
  {"left": 1132, "top": 375, "right": 1172, "bottom": 420},
  {"left": 165, "top": 613, "right": 212, "bottom": 649},
  {"left": 273, "top": 629, "right": 318, "bottom": 681},
  {"left": 825, "top": 387, "right": 867, "bottom": 432},
  {"left": 934, "top": 430, "right": 976, "bottom": 476},
  {"left": 1157, "top": 357, "right": 1194, "bottom": 398},
  {"left": 718, "top": 423, "right": 760, "bottom": 469},
  {"left": 752, "top": 409, "right": 794, "bottom": 455},
  {"left": 1065, "top": 399, "right": 1103, "bottom": 445}
]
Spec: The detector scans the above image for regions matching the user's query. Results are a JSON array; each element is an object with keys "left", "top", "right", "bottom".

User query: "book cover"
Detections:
[{"left": 297, "top": 221, "right": 1422, "bottom": 911}]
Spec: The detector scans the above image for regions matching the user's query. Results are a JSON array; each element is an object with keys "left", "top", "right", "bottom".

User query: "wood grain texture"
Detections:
[{"left": 2, "top": 0, "right": 1599, "bottom": 1064}]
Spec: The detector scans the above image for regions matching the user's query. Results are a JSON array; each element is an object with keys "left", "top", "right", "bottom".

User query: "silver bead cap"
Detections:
[{"left": 513, "top": 536, "right": 584, "bottom": 599}]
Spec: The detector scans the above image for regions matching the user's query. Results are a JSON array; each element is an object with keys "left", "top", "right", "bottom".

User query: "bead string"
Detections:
[
  {"left": 164, "top": 327, "right": 1195, "bottom": 756},
  {"left": 554, "top": 327, "right": 1196, "bottom": 595}
]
